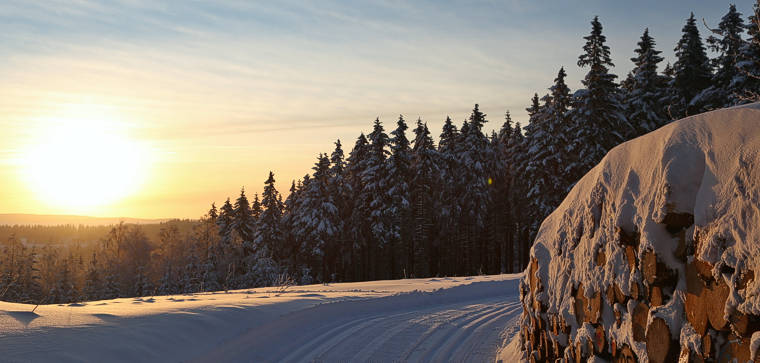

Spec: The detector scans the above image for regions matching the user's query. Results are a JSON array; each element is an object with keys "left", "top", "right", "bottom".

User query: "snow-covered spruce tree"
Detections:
[
  {"left": 568, "top": 16, "right": 629, "bottom": 185},
  {"left": 281, "top": 180, "right": 301, "bottom": 273},
  {"left": 388, "top": 115, "right": 413, "bottom": 278},
  {"left": 288, "top": 174, "right": 311, "bottom": 278},
  {"left": 0, "top": 234, "right": 41, "bottom": 302},
  {"left": 254, "top": 171, "right": 283, "bottom": 262},
  {"left": 251, "top": 193, "right": 262, "bottom": 221},
  {"left": 361, "top": 118, "right": 393, "bottom": 279},
  {"left": 346, "top": 133, "right": 371, "bottom": 280},
  {"left": 328, "top": 140, "right": 351, "bottom": 280},
  {"left": 508, "top": 120, "right": 530, "bottom": 271},
  {"left": 492, "top": 112, "right": 516, "bottom": 273},
  {"left": 458, "top": 105, "right": 492, "bottom": 275},
  {"left": 625, "top": 28, "right": 669, "bottom": 137},
  {"left": 703, "top": 4, "right": 746, "bottom": 109},
  {"left": 207, "top": 202, "right": 218, "bottom": 221},
  {"left": 485, "top": 130, "right": 503, "bottom": 274},
  {"left": 216, "top": 198, "right": 234, "bottom": 245},
  {"left": 299, "top": 154, "right": 339, "bottom": 282},
  {"left": 410, "top": 118, "right": 441, "bottom": 277},
  {"left": 524, "top": 67, "right": 575, "bottom": 234},
  {"left": 670, "top": 13, "right": 712, "bottom": 117},
  {"left": 437, "top": 116, "right": 461, "bottom": 276},
  {"left": 199, "top": 213, "right": 222, "bottom": 293},
  {"left": 232, "top": 188, "right": 256, "bottom": 258},
  {"left": 733, "top": 2, "right": 760, "bottom": 103}
]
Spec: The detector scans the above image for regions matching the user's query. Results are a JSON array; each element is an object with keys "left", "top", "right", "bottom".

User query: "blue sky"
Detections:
[{"left": 0, "top": 1, "right": 754, "bottom": 217}]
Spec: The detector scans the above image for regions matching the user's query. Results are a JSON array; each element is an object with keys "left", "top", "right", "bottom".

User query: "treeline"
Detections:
[
  {"left": 0, "top": 221, "right": 197, "bottom": 248},
  {"left": 1, "top": 5, "right": 758, "bottom": 303}
]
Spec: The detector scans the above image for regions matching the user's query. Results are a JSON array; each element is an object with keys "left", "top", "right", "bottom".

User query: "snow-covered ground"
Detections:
[{"left": 0, "top": 274, "right": 522, "bottom": 362}]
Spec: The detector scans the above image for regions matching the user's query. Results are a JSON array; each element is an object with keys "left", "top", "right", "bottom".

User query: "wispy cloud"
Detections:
[{"left": 0, "top": 0, "right": 752, "bottom": 217}]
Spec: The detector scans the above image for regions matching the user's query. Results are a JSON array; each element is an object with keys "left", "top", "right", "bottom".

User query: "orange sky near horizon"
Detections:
[{"left": 0, "top": 1, "right": 747, "bottom": 219}]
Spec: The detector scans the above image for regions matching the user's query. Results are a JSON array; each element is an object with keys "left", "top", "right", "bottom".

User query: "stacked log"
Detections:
[{"left": 519, "top": 212, "right": 760, "bottom": 362}]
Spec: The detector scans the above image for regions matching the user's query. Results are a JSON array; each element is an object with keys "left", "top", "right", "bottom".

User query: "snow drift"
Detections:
[{"left": 519, "top": 103, "right": 760, "bottom": 362}]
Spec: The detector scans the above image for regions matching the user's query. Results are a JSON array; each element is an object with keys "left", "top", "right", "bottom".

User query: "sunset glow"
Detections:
[
  {"left": 20, "top": 103, "right": 149, "bottom": 213},
  {"left": 0, "top": 1, "right": 751, "bottom": 219}
]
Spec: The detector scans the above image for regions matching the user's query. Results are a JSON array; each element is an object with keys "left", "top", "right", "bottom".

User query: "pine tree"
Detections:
[
  {"left": 346, "top": 134, "right": 371, "bottom": 280},
  {"left": 255, "top": 171, "right": 283, "bottom": 261},
  {"left": 328, "top": 140, "right": 350, "bottom": 280},
  {"left": 299, "top": 154, "right": 339, "bottom": 281},
  {"left": 703, "top": 4, "right": 746, "bottom": 109},
  {"left": 525, "top": 68, "right": 576, "bottom": 247},
  {"left": 251, "top": 193, "right": 262, "bottom": 221},
  {"left": 569, "top": 16, "right": 629, "bottom": 184},
  {"left": 216, "top": 198, "right": 234, "bottom": 243},
  {"left": 281, "top": 180, "right": 301, "bottom": 271},
  {"left": 387, "top": 115, "right": 413, "bottom": 278},
  {"left": 507, "top": 120, "right": 529, "bottom": 272},
  {"left": 233, "top": 188, "right": 256, "bottom": 257},
  {"left": 456, "top": 105, "right": 492, "bottom": 274},
  {"left": 208, "top": 203, "right": 218, "bottom": 222},
  {"left": 733, "top": 3, "right": 760, "bottom": 103},
  {"left": 361, "top": 118, "right": 393, "bottom": 278},
  {"left": 437, "top": 116, "right": 461, "bottom": 276},
  {"left": 625, "top": 28, "right": 669, "bottom": 136},
  {"left": 410, "top": 118, "right": 440, "bottom": 277},
  {"left": 671, "top": 13, "right": 712, "bottom": 117}
]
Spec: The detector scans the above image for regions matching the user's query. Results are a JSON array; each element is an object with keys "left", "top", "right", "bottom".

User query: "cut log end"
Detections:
[
  {"left": 646, "top": 317, "right": 675, "bottom": 363},
  {"left": 707, "top": 279, "right": 729, "bottom": 331}
]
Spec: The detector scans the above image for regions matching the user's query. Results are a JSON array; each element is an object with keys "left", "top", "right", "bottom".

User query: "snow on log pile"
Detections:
[{"left": 519, "top": 103, "right": 760, "bottom": 363}]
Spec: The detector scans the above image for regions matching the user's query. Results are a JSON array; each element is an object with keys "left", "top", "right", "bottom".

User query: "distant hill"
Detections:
[{"left": 0, "top": 214, "right": 170, "bottom": 226}]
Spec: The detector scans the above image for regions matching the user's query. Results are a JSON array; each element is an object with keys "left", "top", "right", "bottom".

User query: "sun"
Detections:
[{"left": 21, "top": 103, "right": 148, "bottom": 213}]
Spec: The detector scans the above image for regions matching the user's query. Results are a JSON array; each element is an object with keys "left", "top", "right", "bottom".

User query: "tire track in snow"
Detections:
[
  {"left": 195, "top": 279, "right": 521, "bottom": 363},
  {"left": 345, "top": 302, "right": 510, "bottom": 362}
]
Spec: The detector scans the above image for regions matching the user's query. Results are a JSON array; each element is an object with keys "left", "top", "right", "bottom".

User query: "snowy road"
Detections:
[
  {"left": 197, "top": 279, "right": 522, "bottom": 362},
  {"left": 1, "top": 275, "right": 522, "bottom": 362}
]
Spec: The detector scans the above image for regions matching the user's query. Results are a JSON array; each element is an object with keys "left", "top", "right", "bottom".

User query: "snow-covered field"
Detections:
[{"left": 0, "top": 274, "right": 522, "bottom": 362}]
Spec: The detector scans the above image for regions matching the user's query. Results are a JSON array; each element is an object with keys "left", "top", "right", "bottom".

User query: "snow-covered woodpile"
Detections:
[{"left": 519, "top": 104, "right": 760, "bottom": 362}]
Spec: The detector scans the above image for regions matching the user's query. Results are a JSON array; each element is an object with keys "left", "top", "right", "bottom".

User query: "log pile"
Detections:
[{"left": 519, "top": 212, "right": 760, "bottom": 362}]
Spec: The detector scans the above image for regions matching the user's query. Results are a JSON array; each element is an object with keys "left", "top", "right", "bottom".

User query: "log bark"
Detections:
[
  {"left": 728, "top": 310, "right": 760, "bottom": 337},
  {"left": 593, "top": 324, "right": 606, "bottom": 355},
  {"left": 613, "top": 344, "right": 636, "bottom": 363},
  {"left": 646, "top": 317, "right": 675, "bottom": 363},
  {"left": 630, "top": 281, "right": 640, "bottom": 300},
  {"left": 625, "top": 245, "right": 637, "bottom": 273},
  {"left": 718, "top": 334, "right": 752, "bottom": 363},
  {"left": 574, "top": 284, "right": 586, "bottom": 326},
  {"left": 632, "top": 301, "right": 649, "bottom": 342},
  {"left": 703, "top": 331, "right": 714, "bottom": 360},
  {"left": 529, "top": 258, "right": 538, "bottom": 295}
]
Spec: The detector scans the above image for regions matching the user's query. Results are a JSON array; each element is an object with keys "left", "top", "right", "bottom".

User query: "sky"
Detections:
[{"left": 0, "top": 1, "right": 754, "bottom": 219}]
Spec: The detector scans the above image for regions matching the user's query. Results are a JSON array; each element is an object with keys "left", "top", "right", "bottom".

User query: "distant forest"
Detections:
[{"left": 2, "top": 4, "right": 759, "bottom": 304}]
